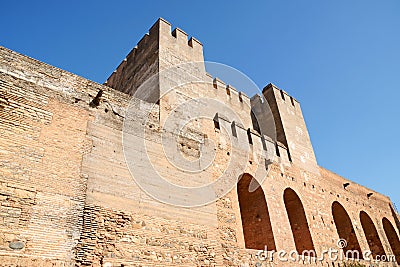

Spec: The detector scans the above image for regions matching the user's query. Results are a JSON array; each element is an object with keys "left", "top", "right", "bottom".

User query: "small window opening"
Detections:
[{"left": 213, "top": 114, "right": 220, "bottom": 130}]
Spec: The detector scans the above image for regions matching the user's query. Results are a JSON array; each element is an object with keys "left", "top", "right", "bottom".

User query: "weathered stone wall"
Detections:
[
  {"left": 0, "top": 17, "right": 400, "bottom": 267},
  {"left": 0, "top": 46, "right": 129, "bottom": 266},
  {"left": 0, "top": 71, "right": 89, "bottom": 265}
]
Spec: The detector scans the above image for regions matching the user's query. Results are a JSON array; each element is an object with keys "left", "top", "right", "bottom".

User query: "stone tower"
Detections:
[{"left": 263, "top": 83, "right": 318, "bottom": 174}]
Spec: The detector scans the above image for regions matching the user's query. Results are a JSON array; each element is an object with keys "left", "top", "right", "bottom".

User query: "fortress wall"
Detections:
[
  {"left": 0, "top": 44, "right": 286, "bottom": 266},
  {"left": 0, "top": 46, "right": 222, "bottom": 266},
  {"left": 0, "top": 18, "right": 399, "bottom": 267},
  {"left": 0, "top": 46, "right": 252, "bottom": 266}
]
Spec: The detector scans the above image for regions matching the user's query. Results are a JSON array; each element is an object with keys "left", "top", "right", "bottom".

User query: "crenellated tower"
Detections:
[
  {"left": 105, "top": 18, "right": 318, "bottom": 170},
  {"left": 262, "top": 83, "right": 319, "bottom": 174},
  {"left": 105, "top": 18, "right": 204, "bottom": 103}
]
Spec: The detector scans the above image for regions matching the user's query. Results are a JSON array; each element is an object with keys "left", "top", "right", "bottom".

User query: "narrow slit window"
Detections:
[
  {"left": 231, "top": 122, "right": 237, "bottom": 137},
  {"left": 247, "top": 129, "right": 253, "bottom": 144},
  {"left": 213, "top": 114, "right": 220, "bottom": 130}
]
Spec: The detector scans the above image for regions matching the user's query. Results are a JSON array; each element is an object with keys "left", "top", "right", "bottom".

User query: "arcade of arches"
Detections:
[{"left": 237, "top": 175, "right": 400, "bottom": 261}]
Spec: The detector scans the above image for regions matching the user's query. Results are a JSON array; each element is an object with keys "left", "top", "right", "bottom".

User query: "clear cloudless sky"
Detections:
[{"left": 1, "top": 1, "right": 399, "bottom": 208}]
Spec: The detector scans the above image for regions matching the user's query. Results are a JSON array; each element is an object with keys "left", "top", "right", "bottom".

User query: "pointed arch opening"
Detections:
[
  {"left": 382, "top": 217, "right": 400, "bottom": 264},
  {"left": 359, "top": 211, "right": 386, "bottom": 258},
  {"left": 332, "top": 201, "right": 362, "bottom": 259},
  {"left": 237, "top": 173, "right": 276, "bottom": 250},
  {"left": 283, "top": 188, "right": 316, "bottom": 255}
]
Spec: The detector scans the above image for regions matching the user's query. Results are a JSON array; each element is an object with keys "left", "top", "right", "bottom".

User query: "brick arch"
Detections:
[
  {"left": 331, "top": 201, "right": 362, "bottom": 259},
  {"left": 237, "top": 173, "right": 276, "bottom": 250},
  {"left": 382, "top": 217, "right": 400, "bottom": 264},
  {"left": 359, "top": 211, "right": 386, "bottom": 258},
  {"left": 283, "top": 188, "right": 316, "bottom": 254}
]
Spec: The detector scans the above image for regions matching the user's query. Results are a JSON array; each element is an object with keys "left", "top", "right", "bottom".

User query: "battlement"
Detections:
[
  {"left": 263, "top": 83, "right": 299, "bottom": 107},
  {"left": 210, "top": 76, "right": 251, "bottom": 105},
  {"left": 212, "top": 109, "right": 288, "bottom": 168},
  {"left": 106, "top": 18, "right": 204, "bottom": 101},
  {"left": 150, "top": 18, "right": 203, "bottom": 52},
  {"left": 108, "top": 18, "right": 203, "bottom": 66}
]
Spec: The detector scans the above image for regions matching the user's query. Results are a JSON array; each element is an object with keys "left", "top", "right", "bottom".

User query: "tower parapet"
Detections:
[{"left": 105, "top": 18, "right": 204, "bottom": 102}]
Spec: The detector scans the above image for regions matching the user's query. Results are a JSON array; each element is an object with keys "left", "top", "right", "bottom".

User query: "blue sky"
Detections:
[{"left": 1, "top": 1, "right": 399, "bottom": 208}]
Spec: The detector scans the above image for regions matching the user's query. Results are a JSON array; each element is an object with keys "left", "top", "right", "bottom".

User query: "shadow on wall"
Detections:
[
  {"left": 359, "top": 211, "right": 386, "bottom": 259},
  {"left": 237, "top": 173, "right": 276, "bottom": 251},
  {"left": 332, "top": 201, "right": 363, "bottom": 260},
  {"left": 390, "top": 204, "right": 400, "bottom": 234},
  {"left": 382, "top": 217, "right": 400, "bottom": 265},
  {"left": 283, "top": 188, "right": 316, "bottom": 255}
]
